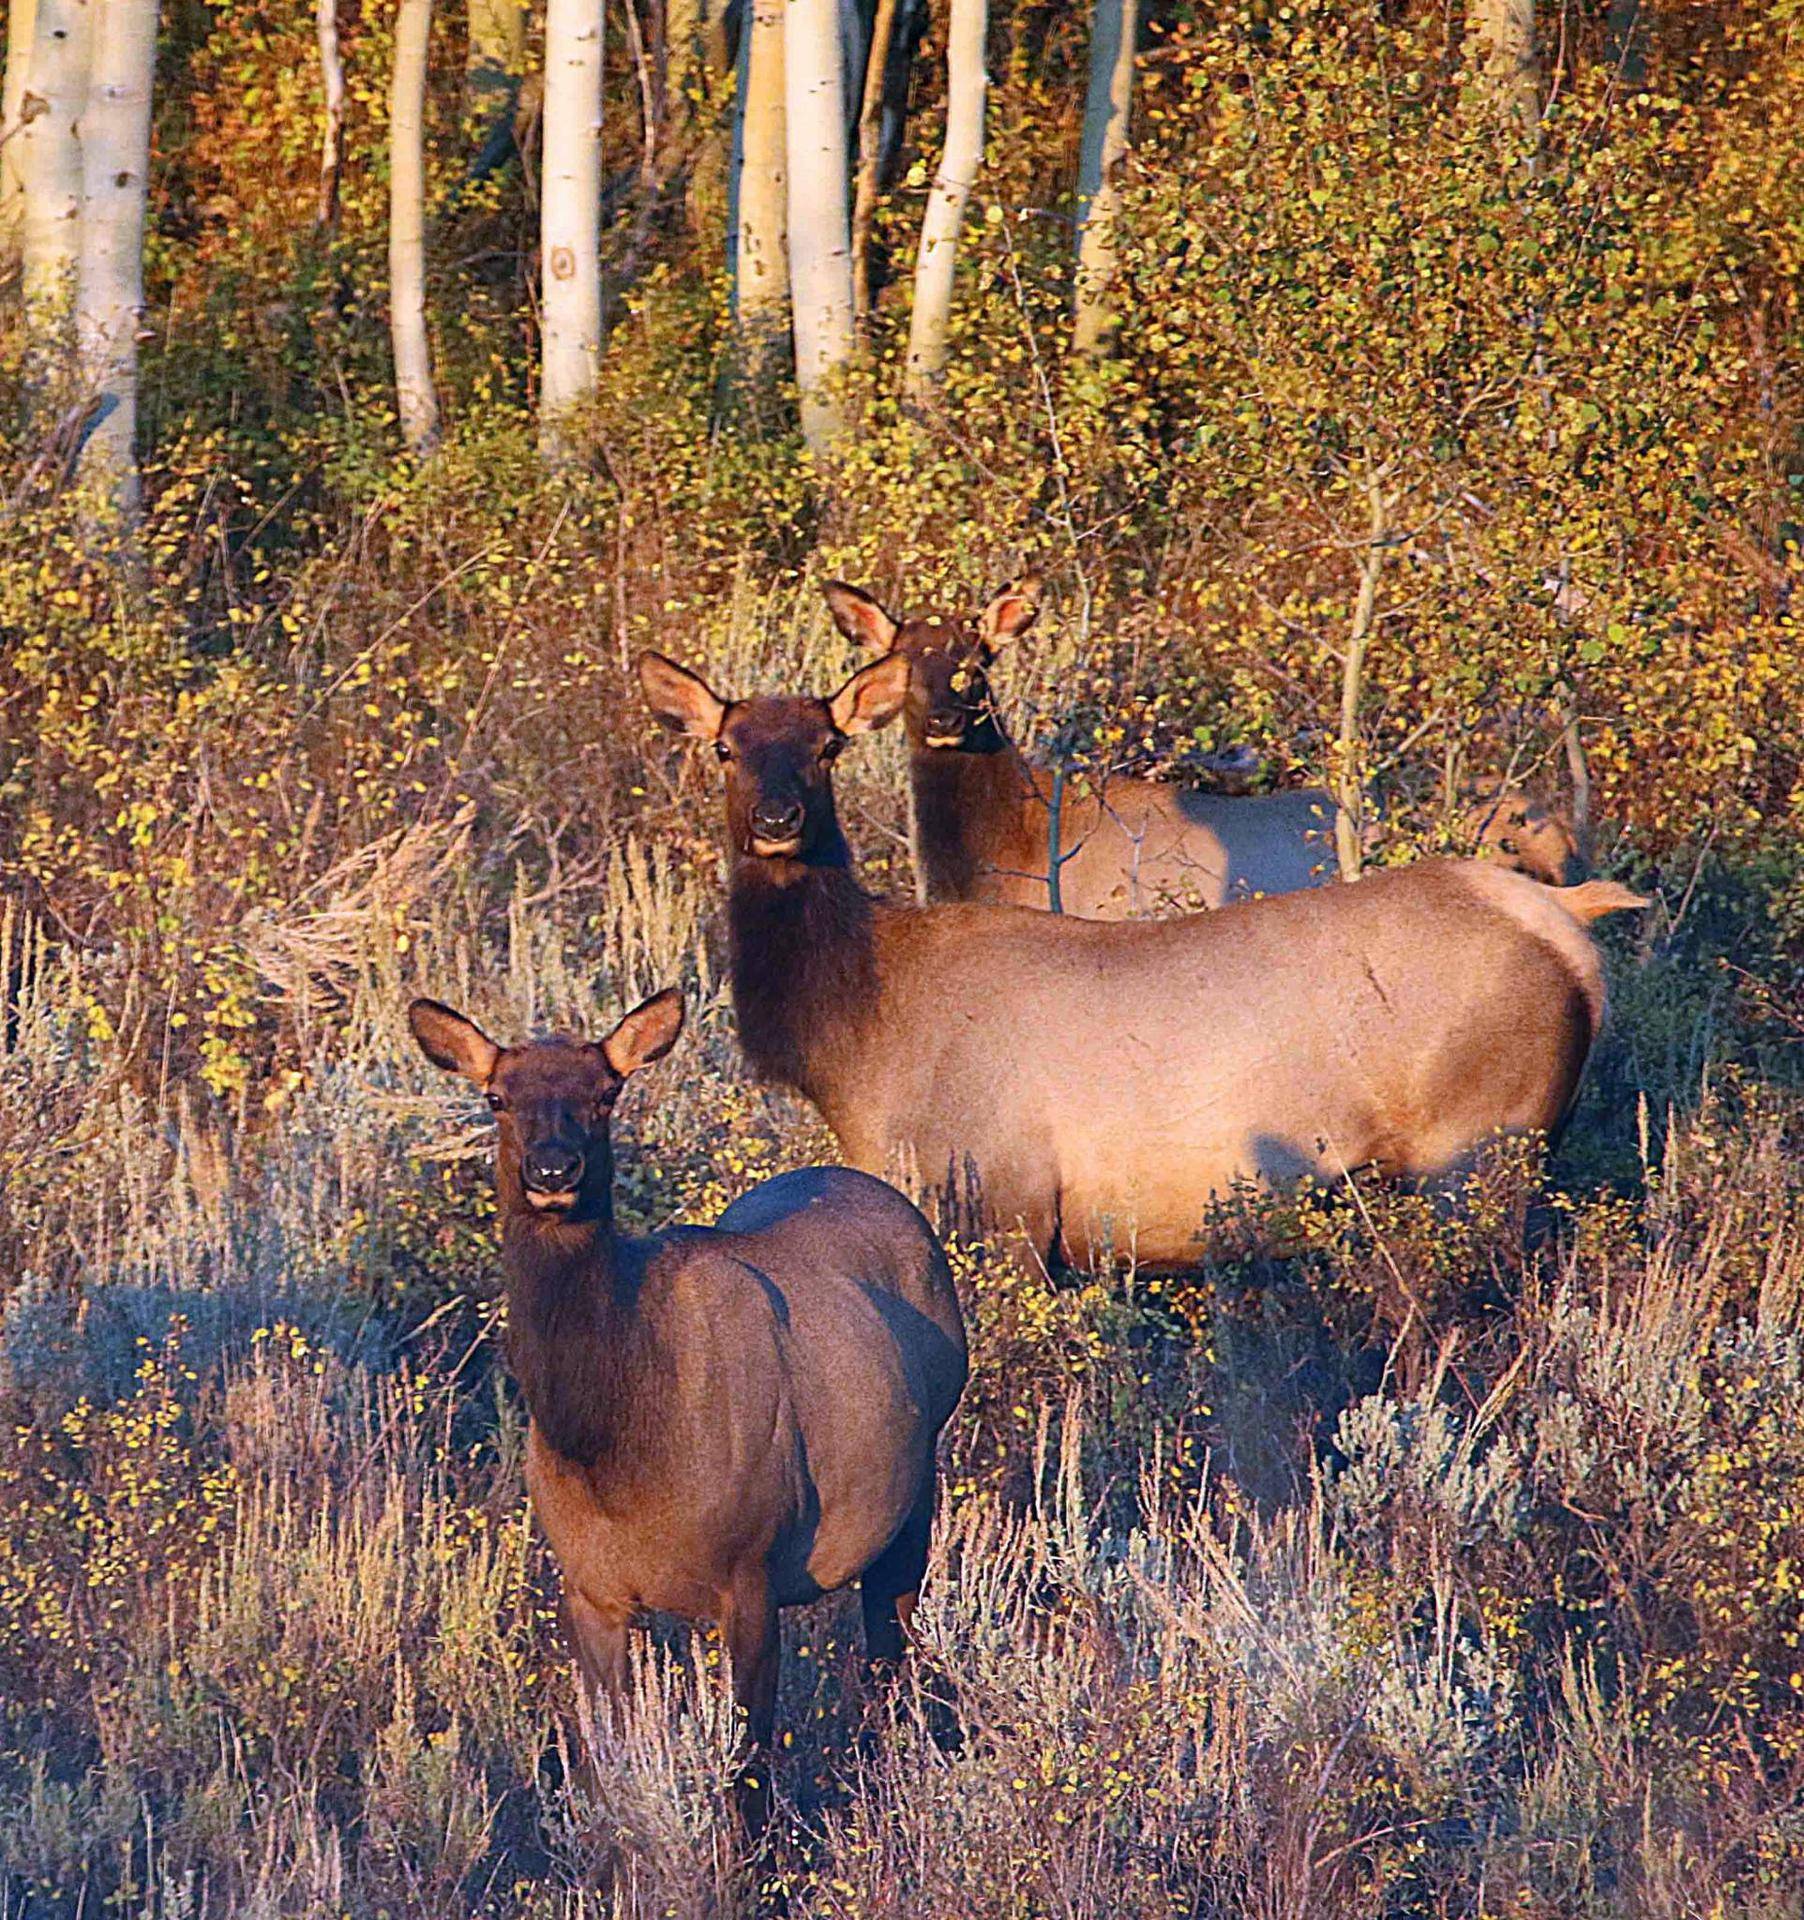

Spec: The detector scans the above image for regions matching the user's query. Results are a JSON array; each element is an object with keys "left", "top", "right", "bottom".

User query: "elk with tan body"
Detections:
[
  {"left": 408, "top": 989, "right": 966, "bottom": 1831},
  {"left": 825, "top": 579, "right": 1585, "bottom": 914},
  {"left": 639, "top": 648, "right": 1645, "bottom": 1269}
]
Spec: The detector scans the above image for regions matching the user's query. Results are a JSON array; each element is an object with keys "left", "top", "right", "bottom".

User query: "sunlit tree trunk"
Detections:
[
  {"left": 74, "top": 0, "right": 158, "bottom": 519},
  {"left": 1071, "top": 0, "right": 1138, "bottom": 358},
  {"left": 539, "top": 0, "right": 604, "bottom": 458},
  {"left": 785, "top": 0, "right": 854, "bottom": 453},
  {"left": 1469, "top": 0, "right": 1541, "bottom": 152},
  {"left": 0, "top": 0, "right": 40, "bottom": 271},
  {"left": 903, "top": 0, "right": 984, "bottom": 401},
  {"left": 17, "top": 0, "right": 86, "bottom": 411},
  {"left": 727, "top": 0, "right": 788, "bottom": 410},
  {"left": 389, "top": 0, "right": 440, "bottom": 453},
  {"left": 316, "top": 0, "right": 344, "bottom": 228},
  {"left": 850, "top": 0, "right": 898, "bottom": 328}
]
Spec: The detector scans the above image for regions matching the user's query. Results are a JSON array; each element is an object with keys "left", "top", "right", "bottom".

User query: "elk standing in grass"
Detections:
[
  {"left": 639, "top": 649, "right": 1644, "bottom": 1269},
  {"left": 408, "top": 989, "right": 966, "bottom": 1829},
  {"left": 826, "top": 579, "right": 1585, "bottom": 913}
]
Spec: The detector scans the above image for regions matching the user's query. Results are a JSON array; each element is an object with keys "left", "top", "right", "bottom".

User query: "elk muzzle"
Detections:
[
  {"left": 748, "top": 798, "right": 806, "bottom": 856},
  {"left": 522, "top": 1144, "right": 586, "bottom": 1208}
]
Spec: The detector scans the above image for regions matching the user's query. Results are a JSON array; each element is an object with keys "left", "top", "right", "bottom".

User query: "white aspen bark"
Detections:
[
  {"left": 729, "top": 0, "right": 787, "bottom": 401},
  {"left": 785, "top": 0, "right": 854, "bottom": 454},
  {"left": 1071, "top": 0, "right": 1138, "bottom": 359},
  {"left": 850, "top": 0, "right": 898, "bottom": 327},
  {"left": 1, "top": 0, "right": 40, "bottom": 267},
  {"left": 903, "top": 0, "right": 983, "bottom": 401},
  {"left": 1469, "top": 0, "right": 1541, "bottom": 151},
  {"left": 538, "top": 0, "right": 604, "bottom": 458},
  {"left": 17, "top": 0, "right": 86, "bottom": 406},
  {"left": 74, "top": 0, "right": 159, "bottom": 519},
  {"left": 389, "top": 0, "right": 440, "bottom": 453},
  {"left": 316, "top": 0, "right": 344, "bottom": 228}
]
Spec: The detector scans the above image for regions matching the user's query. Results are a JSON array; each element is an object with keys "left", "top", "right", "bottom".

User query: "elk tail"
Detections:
[{"left": 1547, "top": 879, "right": 1650, "bottom": 926}]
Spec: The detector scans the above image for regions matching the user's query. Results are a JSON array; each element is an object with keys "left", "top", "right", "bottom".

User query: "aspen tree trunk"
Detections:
[
  {"left": 539, "top": 0, "right": 604, "bottom": 458},
  {"left": 74, "top": 0, "right": 159, "bottom": 519},
  {"left": 1, "top": 0, "right": 40, "bottom": 270},
  {"left": 389, "top": 0, "right": 440, "bottom": 453},
  {"left": 727, "top": 0, "right": 787, "bottom": 409},
  {"left": 316, "top": 0, "right": 344, "bottom": 228},
  {"left": 1334, "top": 467, "right": 1389, "bottom": 883},
  {"left": 1072, "top": 0, "right": 1138, "bottom": 358},
  {"left": 903, "top": 0, "right": 983, "bottom": 401},
  {"left": 1469, "top": 0, "right": 1541, "bottom": 152},
  {"left": 17, "top": 0, "right": 86, "bottom": 411},
  {"left": 849, "top": 0, "right": 898, "bottom": 328},
  {"left": 785, "top": 0, "right": 855, "bottom": 454}
]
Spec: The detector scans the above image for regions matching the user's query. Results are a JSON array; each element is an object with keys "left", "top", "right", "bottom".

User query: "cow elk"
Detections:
[
  {"left": 638, "top": 648, "right": 1646, "bottom": 1271},
  {"left": 824, "top": 579, "right": 1585, "bottom": 911},
  {"left": 408, "top": 989, "right": 967, "bottom": 1830}
]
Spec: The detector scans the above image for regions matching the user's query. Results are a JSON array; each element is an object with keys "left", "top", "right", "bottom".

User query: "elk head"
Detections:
[
  {"left": 1467, "top": 788, "right": 1586, "bottom": 887},
  {"left": 824, "top": 579, "right": 1040, "bottom": 753},
  {"left": 637, "top": 650, "right": 910, "bottom": 867},
  {"left": 408, "top": 990, "right": 685, "bottom": 1221}
]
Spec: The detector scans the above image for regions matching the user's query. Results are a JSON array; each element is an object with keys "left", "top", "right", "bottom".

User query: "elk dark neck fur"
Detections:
[
  {"left": 501, "top": 1190, "right": 658, "bottom": 1473},
  {"left": 727, "top": 824, "right": 879, "bottom": 1122},
  {"left": 909, "top": 729, "right": 1038, "bottom": 902}
]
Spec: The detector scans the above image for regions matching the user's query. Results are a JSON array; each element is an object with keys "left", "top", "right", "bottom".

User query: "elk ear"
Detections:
[
  {"left": 638, "top": 651, "right": 728, "bottom": 741},
  {"left": 828, "top": 652, "right": 911, "bottom": 736},
  {"left": 601, "top": 987, "right": 685, "bottom": 1077},
  {"left": 979, "top": 576, "right": 1041, "bottom": 648},
  {"left": 409, "top": 999, "right": 502, "bottom": 1084},
  {"left": 823, "top": 581, "right": 900, "bottom": 654}
]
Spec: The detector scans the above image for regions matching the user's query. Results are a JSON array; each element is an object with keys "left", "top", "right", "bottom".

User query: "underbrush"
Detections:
[{"left": 5, "top": 837, "right": 1804, "bottom": 1917}]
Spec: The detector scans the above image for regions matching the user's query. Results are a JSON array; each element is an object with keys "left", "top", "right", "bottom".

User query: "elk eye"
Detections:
[
  {"left": 821, "top": 737, "right": 843, "bottom": 763},
  {"left": 714, "top": 740, "right": 733, "bottom": 763},
  {"left": 486, "top": 1091, "right": 505, "bottom": 1113}
]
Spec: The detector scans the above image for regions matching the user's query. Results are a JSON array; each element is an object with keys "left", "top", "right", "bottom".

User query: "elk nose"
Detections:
[
  {"left": 925, "top": 709, "right": 966, "bottom": 741},
  {"left": 750, "top": 799, "right": 805, "bottom": 843},
  {"left": 523, "top": 1146, "right": 584, "bottom": 1193}
]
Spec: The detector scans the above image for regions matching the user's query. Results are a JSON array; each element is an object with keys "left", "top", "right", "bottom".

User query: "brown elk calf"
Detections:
[
  {"left": 825, "top": 579, "right": 1585, "bottom": 911},
  {"left": 638, "top": 649, "right": 1644, "bottom": 1270},
  {"left": 408, "top": 989, "right": 966, "bottom": 1829}
]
